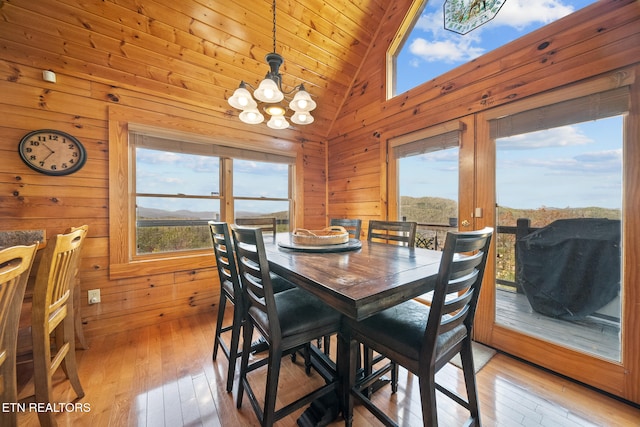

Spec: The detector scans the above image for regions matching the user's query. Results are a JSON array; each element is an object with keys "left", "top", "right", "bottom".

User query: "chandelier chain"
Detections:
[{"left": 272, "top": 0, "right": 277, "bottom": 53}]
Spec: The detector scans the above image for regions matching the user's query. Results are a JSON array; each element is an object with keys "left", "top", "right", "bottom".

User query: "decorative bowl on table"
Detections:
[{"left": 291, "top": 226, "right": 349, "bottom": 246}]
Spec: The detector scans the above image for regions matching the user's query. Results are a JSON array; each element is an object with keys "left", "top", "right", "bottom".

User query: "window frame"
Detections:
[{"left": 108, "top": 105, "right": 300, "bottom": 279}]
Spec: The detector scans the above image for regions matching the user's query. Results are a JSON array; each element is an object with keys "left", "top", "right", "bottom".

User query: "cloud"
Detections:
[
  {"left": 497, "top": 125, "right": 592, "bottom": 150},
  {"left": 409, "top": 37, "right": 485, "bottom": 63},
  {"left": 408, "top": 0, "right": 577, "bottom": 64},
  {"left": 491, "top": 0, "right": 575, "bottom": 30}
]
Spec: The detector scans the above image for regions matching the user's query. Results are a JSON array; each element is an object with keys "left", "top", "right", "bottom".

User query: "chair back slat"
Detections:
[
  {"left": 422, "top": 227, "right": 493, "bottom": 364},
  {"left": 235, "top": 217, "right": 277, "bottom": 240},
  {"left": 367, "top": 220, "right": 417, "bottom": 247},
  {"left": 330, "top": 218, "right": 362, "bottom": 240}
]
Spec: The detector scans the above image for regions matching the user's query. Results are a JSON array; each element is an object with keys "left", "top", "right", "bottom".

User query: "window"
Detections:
[
  {"left": 131, "top": 132, "right": 293, "bottom": 257},
  {"left": 107, "top": 106, "right": 301, "bottom": 279},
  {"left": 388, "top": 0, "right": 596, "bottom": 98},
  {"left": 389, "top": 121, "right": 463, "bottom": 249},
  {"left": 233, "top": 158, "right": 291, "bottom": 231}
]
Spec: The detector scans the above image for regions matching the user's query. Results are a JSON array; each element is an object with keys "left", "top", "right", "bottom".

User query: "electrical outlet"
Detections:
[{"left": 88, "top": 289, "right": 101, "bottom": 304}]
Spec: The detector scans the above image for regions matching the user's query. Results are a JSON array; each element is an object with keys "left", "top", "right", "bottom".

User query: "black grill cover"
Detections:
[{"left": 516, "top": 218, "right": 620, "bottom": 320}]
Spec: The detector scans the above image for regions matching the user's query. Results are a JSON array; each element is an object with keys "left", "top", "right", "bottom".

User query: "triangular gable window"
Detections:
[{"left": 387, "top": 0, "right": 596, "bottom": 99}]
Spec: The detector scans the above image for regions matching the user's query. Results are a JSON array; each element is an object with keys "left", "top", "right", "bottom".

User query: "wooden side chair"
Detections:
[
  {"left": 330, "top": 218, "right": 362, "bottom": 240},
  {"left": 235, "top": 217, "right": 277, "bottom": 241},
  {"left": 232, "top": 226, "right": 341, "bottom": 427},
  {"left": 0, "top": 244, "right": 38, "bottom": 427},
  {"left": 30, "top": 225, "right": 88, "bottom": 427},
  {"left": 347, "top": 227, "right": 493, "bottom": 426},
  {"left": 65, "top": 225, "right": 89, "bottom": 350},
  {"left": 209, "top": 221, "right": 296, "bottom": 393},
  {"left": 367, "top": 220, "right": 417, "bottom": 247}
]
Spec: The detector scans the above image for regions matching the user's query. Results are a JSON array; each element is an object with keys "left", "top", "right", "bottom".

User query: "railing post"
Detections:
[{"left": 514, "top": 218, "right": 531, "bottom": 293}]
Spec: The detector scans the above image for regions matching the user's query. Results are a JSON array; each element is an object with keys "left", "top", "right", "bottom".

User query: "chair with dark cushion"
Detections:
[
  {"left": 347, "top": 227, "right": 493, "bottom": 426},
  {"left": 330, "top": 218, "right": 362, "bottom": 240},
  {"left": 367, "top": 220, "right": 417, "bottom": 247},
  {"left": 0, "top": 244, "right": 38, "bottom": 427},
  {"left": 319, "top": 218, "right": 362, "bottom": 355},
  {"left": 232, "top": 226, "right": 341, "bottom": 427},
  {"left": 362, "top": 220, "right": 418, "bottom": 393},
  {"left": 209, "top": 221, "right": 295, "bottom": 393}
]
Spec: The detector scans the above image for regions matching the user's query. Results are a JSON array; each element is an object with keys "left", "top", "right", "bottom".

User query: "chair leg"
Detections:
[
  {"left": 418, "top": 372, "right": 438, "bottom": 427},
  {"left": 225, "top": 304, "right": 243, "bottom": 393},
  {"left": 460, "top": 342, "right": 481, "bottom": 425},
  {"left": 61, "top": 314, "right": 84, "bottom": 399},
  {"left": 236, "top": 320, "right": 253, "bottom": 409},
  {"left": 33, "top": 327, "right": 55, "bottom": 427},
  {"left": 263, "top": 347, "right": 283, "bottom": 427},
  {"left": 323, "top": 334, "right": 331, "bottom": 356},
  {"left": 212, "top": 292, "right": 228, "bottom": 361}
]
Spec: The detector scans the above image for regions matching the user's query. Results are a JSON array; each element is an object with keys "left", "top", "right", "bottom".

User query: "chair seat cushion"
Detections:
[
  {"left": 270, "top": 272, "right": 296, "bottom": 293},
  {"left": 350, "top": 299, "right": 467, "bottom": 362},
  {"left": 249, "top": 288, "right": 340, "bottom": 341}
]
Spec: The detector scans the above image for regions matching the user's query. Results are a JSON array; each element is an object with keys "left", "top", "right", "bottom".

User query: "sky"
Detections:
[
  {"left": 396, "top": 0, "right": 596, "bottom": 92},
  {"left": 135, "top": 149, "right": 289, "bottom": 215},
  {"left": 397, "top": 0, "right": 624, "bottom": 211}
]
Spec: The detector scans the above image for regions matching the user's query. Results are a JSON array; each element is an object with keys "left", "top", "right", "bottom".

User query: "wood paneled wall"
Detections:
[
  {"left": 327, "top": 0, "right": 640, "bottom": 226},
  {"left": 0, "top": 1, "right": 328, "bottom": 336}
]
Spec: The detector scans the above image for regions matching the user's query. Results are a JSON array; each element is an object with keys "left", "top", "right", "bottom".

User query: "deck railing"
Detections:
[{"left": 416, "top": 218, "right": 539, "bottom": 293}]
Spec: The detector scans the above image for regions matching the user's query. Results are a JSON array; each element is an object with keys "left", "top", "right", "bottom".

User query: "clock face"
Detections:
[{"left": 18, "top": 129, "right": 87, "bottom": 176}]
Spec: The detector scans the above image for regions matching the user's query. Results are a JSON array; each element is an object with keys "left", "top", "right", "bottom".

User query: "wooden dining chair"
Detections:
[
  {"left": 235, "top": 217, "right": 277, "bottom": 241},
  {"left": 330, "top": 218, "right": 362, "bottom": 240},
  {"left": 347, "top": 227, "right": 493, "bottom": 426},
  {"left": 317, "top": 218, "right": 363, "bottom": 355},
  {"left": 0, "top": 244, "right": 38, "bottom": 427},
  {"left": 209, "top": 221, "right": 296, "bottom": 393},
  {"left": 232, "top": 226, "right": 341, "bottom": 427},
  {"left": 209, "top": 221, "right": 244, "bottom": 393},
  {"left": 363, "top": 220, "right": 418, "bottom": 393},
  {"left": 367, "top": 220, "right": 417, "bottom": 247},
  {"left": 30, "top": 225, "right": 88, "bottom": 427}
]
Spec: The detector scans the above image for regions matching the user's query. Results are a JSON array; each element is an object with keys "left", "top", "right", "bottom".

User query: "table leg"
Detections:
[{"left": 337, "top": 323, "right": 357, "bottom": 427}]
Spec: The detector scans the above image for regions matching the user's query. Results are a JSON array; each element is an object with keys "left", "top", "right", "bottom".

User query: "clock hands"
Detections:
[
  {"left": 41, "top": 142, "right": 55, "bottom": 154},
  {"left": 39, "top": 142, "right": 56, "bottom": 162}
]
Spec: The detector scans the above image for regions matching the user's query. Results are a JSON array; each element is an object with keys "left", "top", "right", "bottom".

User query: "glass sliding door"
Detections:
[
  {"left": 473, "top": 80, "right": 638, "bottom": 402},
  {"left": 495, "top": 116, "right": 623, "bottom": 361}
]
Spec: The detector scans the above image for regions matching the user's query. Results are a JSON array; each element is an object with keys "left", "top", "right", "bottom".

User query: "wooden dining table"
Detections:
[{"left": 263, "top": 234, "right": 443, "bottom": 426}]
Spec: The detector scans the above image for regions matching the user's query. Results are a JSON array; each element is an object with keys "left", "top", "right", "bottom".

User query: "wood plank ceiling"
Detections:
[{"left": 0, "top": 0, "right": 390, "bottom": 138}]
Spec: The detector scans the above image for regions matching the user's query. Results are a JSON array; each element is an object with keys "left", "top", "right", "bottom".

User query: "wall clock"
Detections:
[{"left": 18, "top": 129, "right": 87, "bottom": 176}]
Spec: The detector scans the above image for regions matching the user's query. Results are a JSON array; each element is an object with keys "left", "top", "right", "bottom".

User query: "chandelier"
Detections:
[{"left": 227, "top": 0, "right": 316, "bottom": 130}]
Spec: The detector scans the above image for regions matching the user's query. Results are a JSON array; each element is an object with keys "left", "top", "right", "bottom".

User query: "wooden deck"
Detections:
[{"left": 496, "top": 288, "right": 620, "bottom": 361}]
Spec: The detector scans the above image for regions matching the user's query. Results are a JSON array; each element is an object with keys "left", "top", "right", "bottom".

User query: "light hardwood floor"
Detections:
[{"left": 14, "top": 311, "right": 640, "bottom": 426}]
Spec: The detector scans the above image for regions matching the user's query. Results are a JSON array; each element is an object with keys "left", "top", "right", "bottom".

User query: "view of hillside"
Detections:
[{"left": 136, "top": 197, "right": 621, "bottom": 260}]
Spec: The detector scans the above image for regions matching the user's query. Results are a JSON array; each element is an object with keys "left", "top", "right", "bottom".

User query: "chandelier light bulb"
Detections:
[
  {"left": 290, "top": 89, "right": 316, "bottom": 112},
  {"left": 291, "top": 111, "right": 314, "bottom": 125},
  {"left": 254, "top": 78, "right": 284, "bottom": 103},
  {"left": 228, "top": 85, "right": 257, "bottom": 110},
  {"left": 239, "top": 108, "right": 265, "bottom": 124},
  {"left": 267, "top": 114, "right": 289, "bottom": 130}
]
